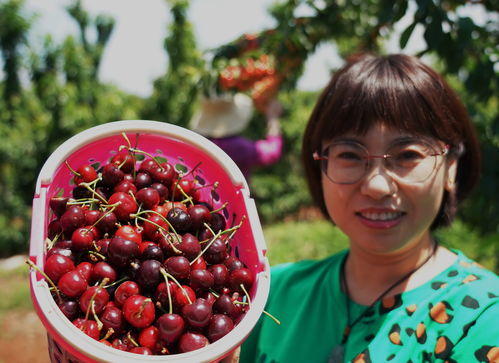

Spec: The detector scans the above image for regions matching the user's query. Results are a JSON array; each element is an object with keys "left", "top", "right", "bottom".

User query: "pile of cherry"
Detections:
[{"left": 36, "top": 141, "right": 256, "bottom": 356}]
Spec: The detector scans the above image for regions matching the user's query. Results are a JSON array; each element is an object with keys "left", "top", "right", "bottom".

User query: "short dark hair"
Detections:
[{"left": 302, "top": 53, "right": 481, "bottom": 229}]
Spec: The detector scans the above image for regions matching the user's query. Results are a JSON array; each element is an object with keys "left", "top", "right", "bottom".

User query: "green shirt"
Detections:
[{"left": 240, "top": 249, "right": 499, "bottom": 363}]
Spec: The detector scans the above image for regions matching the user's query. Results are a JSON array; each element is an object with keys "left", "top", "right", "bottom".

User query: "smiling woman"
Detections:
[{"left": 238, "top": 53, "right": 499, "bottom": 363}]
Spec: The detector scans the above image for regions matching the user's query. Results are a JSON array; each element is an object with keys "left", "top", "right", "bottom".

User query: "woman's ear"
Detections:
[{"left": 445, "top": 158, "right": 459, "bottom": 192}]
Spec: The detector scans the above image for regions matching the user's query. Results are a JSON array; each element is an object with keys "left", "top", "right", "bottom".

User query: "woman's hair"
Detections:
[{"left": 302, "top": 53, "right": 481, "bottom": 229}]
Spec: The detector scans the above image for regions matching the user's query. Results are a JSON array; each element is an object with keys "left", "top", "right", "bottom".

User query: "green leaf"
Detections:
[{"left": 399, "top": 22, "right": 417, "bottom": 49}]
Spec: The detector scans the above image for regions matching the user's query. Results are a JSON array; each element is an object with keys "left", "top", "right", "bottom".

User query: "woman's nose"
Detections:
[{"left": 360, "top": 162, "right": 398, "bottom": 199}]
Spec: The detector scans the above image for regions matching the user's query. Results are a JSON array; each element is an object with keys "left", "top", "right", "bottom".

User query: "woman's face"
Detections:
[{"left": 321, "top": 123, "right": 457, "bottom": 256}]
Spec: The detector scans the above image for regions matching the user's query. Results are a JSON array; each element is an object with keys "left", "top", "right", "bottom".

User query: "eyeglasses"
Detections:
[{"left": 313, "top": 140, "right": 449, "bottom": 184}]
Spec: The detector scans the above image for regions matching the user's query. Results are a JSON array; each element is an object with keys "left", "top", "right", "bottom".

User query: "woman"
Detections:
[{"left": 238, "top": 54, "right": 499, "bottom": 362}]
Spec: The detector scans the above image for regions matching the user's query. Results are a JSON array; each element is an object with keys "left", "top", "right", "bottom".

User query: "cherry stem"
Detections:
[
  {"left": 237, "top": 284, "right": 281, "bottom": 325},
  {"left": 190, "top": 230, "right": 223, "bottom": 266},
  {"left": 210, "top": 201, "right": 228, "bottom": 214},
  {"left": 159, "top": 269, "right": 173, "bottom": 314},
  {"left": 85, "top": 277, "right": 109, "bottom": 323},
  {"left": 120, "top": 145, "right": 165, "bottom": 171},
  {"left": 64, "top": 160, "right": 81, "bottom": 177},
  {"left": 159, "top": 268, "right": 193, "bottom": 305},
  {"left": 101, "top": 328, "right": 115, "bottom": 341},
  {"left": 127, "top": 331, "right": 140, "bottom": 347},
  {"left": 79, "top": 181, "right": 108, "bottom": 205},
  {"left": 25, "top": 259, "right": 62, "bottom": 304}
]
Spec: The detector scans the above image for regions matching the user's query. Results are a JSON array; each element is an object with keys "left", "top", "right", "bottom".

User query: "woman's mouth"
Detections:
[{"left": 356, "top": 210, "right": 405, "bottom": 229}]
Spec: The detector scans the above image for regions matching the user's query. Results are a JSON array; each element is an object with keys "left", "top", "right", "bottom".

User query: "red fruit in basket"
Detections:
[
  {"left": 73, "top": 318, "right": 100, "bottom": 340},
  {"left": 200, "top": 291, "right": 217, "bottom": 306},
  {"left": 151, "top": 162, "right": 177, "bottom": 186},
  {"left": 138, "top": 325, "right": 160, "bottom": 351},
  {"left": 136, "top": 259, "right": 163, "bottom": 291},
  {"left": 114, "top": 280, "right": 141, "bottom": 308},
  {"left": 174, "top": 285, "right": 196, "bottom": 307},
  {"left": 113, "top": 180, "right": 137, "bottom": 195},
  {"left": 139, "top": 158, "right": 159, "bottom": 175},
  {"left": 142, "top": 214, "right": 169, "bottom": 241},
  {"left": 107, "top": 236, "right": 139, "bottom": 268},
  {"left": 150, "top": 183, "right": 169, "bottom": 203},
  {"left": 115, "top": 225, "right": 142, "bottom": 245},
  {"left": 171, "top": 178, "right": 196, "bottom": 201},
  {"left": 58, "top": 269, "right": 88, "bottom": 298},
  {"left": 135, "top": 172, "right": 152, "bottom": 190},
  {"left": 75, "top": 261, "right": 93, "bottom": 281},
  {"left": 191, "top": 256, "right": 207, "bottom": 271},
  {"left": 60, "top": 205, "right": 85, "bottom": 234},
  {"left": 101, "top": 163, "right": 125, "bottom": 187},
  {"left": 188, "top": 204, "right": 212, "bottom": 230},
  {"left": 100, "top": 305, "right": 125, "bottom": 335},
  {"left": 136, "top": 187, "right": 160, "bottom": 209},
  {"left": 74, "top": 164, "right": 98, "bottom": 186},
  {"left": 213, "top": 294, "right": 243, "bottom": 320},
  {"left": 130, "top": 346, "right": 153, "bottom": 355},
  {"left": 46, "top": 246, "right": 74, "bottom": 261},
  {"left": 182, "top": 297, "right": 213, "bottom": 329},
  {"left": 164, "top": 256, "right": 190, "bottom": 280},
  {"left": 157, "top": 313, "right": 185, "bottom": 344},
  {"left": 155, "top": 280, "right": 179, "bottom": 308},
  {"left": 79, "top": 286, "right": 110, "bottom": 315},
  {"left": 209, "top": 212, "right": 226, "bottom": 233},
  {"left": 84, "top": 209, "right": 101, "bottom": 226},
  {"left": 111, "top": 151, "right": 134, "bottom": 173},
  {"left": 71, "top": 227, "right": 95, "bottom": 251},
  {"left": 208, "top": 264, "right": 229, "bottom": 289},
  {"left": 58, "top": 299, "right": 79, "bottom": 320},
  {"left": 123, "top": 295, "right": 155, "bottom": 328},
  {"left": 166, "top": 207, "right": 192, "bottom": 234},
  {"left": 95, "top": 238, "right": 111, "bottom": 255},
  {"left": 178, "top": 332, "right": 209, "bottom": 353},
  {"left": 139, "top": 242, "right": 164, "bottom": 262},
  {"left": 108, "top": 192, "right": 137, "bottom": 221},
  {"left": 207, "top": 314, "right": 234, "bottom": 342},
  {"left": 229, "top": 267, "right": 254, "bottom": 293},
  {"left": 96, "top": 211, "right": 118, "bottom": 234},
  {"left": 47, "top": 219, "right": 63, "bottom": 239},
  {"left": 91, "top": 261, "right": 117, "bottom": 284},
  {"left": 224, "top": 255, "right": 245, "bottom": 272},
  {"left": 49, "top": 196, "right": 69, "bottom": 217},
  {"left": 204, "top": 237, "right": 228, "bottom": 264},
  {"left": 44, "top": 254, "right": 75, "bottom": 283},
  {"left": 178, "top": 233, "right": 201, "bottom": 260},
  {"left": 189, "top": 269, "right": 215, "bottom": 292}
]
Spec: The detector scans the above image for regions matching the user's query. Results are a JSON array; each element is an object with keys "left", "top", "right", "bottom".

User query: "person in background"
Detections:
[
  {"left": 189, "top": 93, "right": 283, "bottom": 183},
  {"left": 237, "top": 53, "right": 499, "bottom": 362}
]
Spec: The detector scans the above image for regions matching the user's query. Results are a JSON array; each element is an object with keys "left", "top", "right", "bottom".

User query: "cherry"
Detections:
[
  {"left": 155, "top": 280, "right": 178, "bottom": 309},
  {"left": 71, "top": 227, "right": 94, "bottom": 251},
  {"left": 96, "top": 212, "right": 118, "bottom": 234},
  {"left": 84, "top": 209, "right": 102, "bottom": 226},
  {"left": 164, "top": 256, "right": 190, "bottom": 281},
  {"left": 171, "top": 178, "right": 196, "bottom": 201},
  {"left": 108, "top": 192, "right": 138, "bottom": 221},
  {"left": 114, "top": 280, "right": 140, "bottom": 308},
  {"left": 123, "top": 295, "right": 155, "bottom": 329},
  {"left": 167, "top": 207, "right": 192, "bottom": 234},
  {"left": 46, "top": 246, "right": 74, "bottom": 262},
  {"left": 113, "top": 180, "right": 137, "bottom": 195},
  {"left": 189, "top": 269, "right": 214, "bottom": 292},
  {"left": 79, "top": 286, "right": 110, "bottom": 315},
  {"left": 150, "top": 183, "right": 169, "bottom": 203},
  {"left": 174, "top": 285, "right": 196, "bottom": 307},
  {"left": 58, "top": 270, "right": 88, "bottom": 298},
  {"left": 213, "top": 294, "right": 243, "bottom": 320},
  {"left": 191, "top": 256, "right": 207, "bottom": 271},
  {"left": 188, "top": 204, "right": 212, "bottom": 231},
  {"left": 139, "top": 158, "right": 159, "bottom": 174},
  {"left": 136, "top": 259, "right": 162, "bottom": 291},
  {"left": 47, "top": 219, "right": 63, "bottom": 239},
  {"left": 60, "top": 205, "right": 85, "bottom": 235},
  {"left": 157, "top": 313, "right": 185, "bottom": 345},
  {"left": 75, "top": 261, "right": 93, "bottom": 281},
  {"left": 229, "top": 267, "right": 254, "bottom": 293},
  {"left": 178, "top": 332, "right": 209, "bottom": 353},
  {"left": 44, "top": 254, "right": 75, "bottom": 283},
  {"left": 204, "top": 237, "right": 228, "bottom": 264},
  {"left": 142, "top": 214, "right": 169, "bottom": 242},
  {"left": 107, "top": 236, "right": 139, "bottom": 268},
  {"left": 224, "top": 255, "right": 245, "bottom": 272},
  {"left": 138, "top": 325, "right": 160, "bottom": 352},
  {"left": 100, "top": 305, "right": 125, "bottom": 336},
  {"left": 91, "top": 261, "right": 117, "bottom": 284},
  {"left": 181, "top": 297, "right": 213, "bottom": 329},
  {"left": 74, "top": 164, "right": 98, "bottom": 186},
  {"left": 101, "top": 163, "right": 125, "bottom": 187},
  {"left": 135, "top": 172, "right": 152, "bottom": 190},
  {"left": 73, "top": 318, "right": 100, "bottom": 340},
  {"left": 139, "top": 242, "right": 164, "bottom": 262},
  {"left": 135, "top": 187, "right": 160, "bottom": 209},
  {"left": 178, "top": 233, "right": 201, "bottom": 261},
  {"left": 209, "top": 212, "right": 226, "bottom": 233},
  {"left": 49, "top": 196, "right": 69, "bottom": 218},
  {"left": 129, "top": 347, "right": 153, "bottom": 355},
  {"left": 110, "top": 151, "right": 135, "bottom": 174},
  {"left": 207, "top": 314, "right": 234, "bottom": 342},
  {"left": 95, "top": 238, "right": 111, "bottom": 255},
  {"left": 58, "top": 299, "right": 79, "bottom": 320},
  {"left": 150, "top": 162, "right": 177, "bottom": 186},
  {"left": 208, "top": 264, "right": 229, "bottom": 289},
  {"left": 115, "top": 225, "right": 142, "bottom": 245}
]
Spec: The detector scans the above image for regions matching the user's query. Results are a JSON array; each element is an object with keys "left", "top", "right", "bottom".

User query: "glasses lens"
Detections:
[
  {"left": 386, "top": 141, "right": 439, "bottom": 182},
  {"left": 322, "top": 142, "right": 367, "bottom": 184}
]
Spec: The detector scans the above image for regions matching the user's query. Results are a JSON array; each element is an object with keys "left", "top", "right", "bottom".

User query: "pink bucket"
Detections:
[{"left": 28, "top": 120, "right": 270, "bottom": 362}]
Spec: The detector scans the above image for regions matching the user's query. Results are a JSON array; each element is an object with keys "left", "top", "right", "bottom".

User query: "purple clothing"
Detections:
[{"left": 210, "top": 135, "right": 283, "bottom": 181}]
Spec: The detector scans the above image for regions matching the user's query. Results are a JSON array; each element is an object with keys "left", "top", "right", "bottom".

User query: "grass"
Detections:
[{"left": 0, "top": 264, "right": 33, "bottom": 319}]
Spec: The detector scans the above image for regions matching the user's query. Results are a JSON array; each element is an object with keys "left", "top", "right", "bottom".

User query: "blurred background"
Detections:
[{"left": 0, "top": 0, "right": 497, "bottom": 361}]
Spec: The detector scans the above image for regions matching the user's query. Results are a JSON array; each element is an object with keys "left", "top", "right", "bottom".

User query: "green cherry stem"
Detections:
[
  {"left": 26, "top": 259, "right": 62, "bottom": 304},
  {"left": 159, "top": 267, "right": 193, "bottom": 305}
]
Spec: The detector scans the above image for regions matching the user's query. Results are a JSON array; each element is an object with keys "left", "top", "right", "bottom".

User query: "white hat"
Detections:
[{"left": 189, "top": 93, "right": 253, "bottom": 138}]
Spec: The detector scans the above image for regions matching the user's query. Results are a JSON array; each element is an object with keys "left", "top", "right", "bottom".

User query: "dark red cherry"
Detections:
[
  {"left": 73, "top": 318, "right": 100, "bottom": 340},
  {"left": 207, "top": 314, "right": 234, "bottom": 342},
  {"left": 178, "top": 332, "right": 209, "bottom": 353},
  {"left": 79, "top": 286, "right": 110, "bottom": 315},
  {"left": 178, "top": 233, "right": 201, "bottom": 260},
  {"left": 58, "top": 270, "right": 88, "bottom": 298},
  {"left": 229, "top": 267, "right": 254, "bottom": 293},
  {"left": 122, "top": 295, "right": 155, "bottom": 329},
  {"left": 135, "top": 187, "right": 160, "bottom": 209},
  {"left": 114, "top": 280, "right": 140, "bottom": 308},
  {"left": 101, "top": 163, "right": 125, "bottom": 187},
  {"left": 49, "top": 196, "right": 69, "bottom": 218},
  {"left": 181, "top": 297, "right": 213, "bottom": 329},
  {"left": 44, "top": 254, "right": 75, "bottom": 283},
  {"left": 157, "top": 313, "right": 185, "bottom": 345},
  {"left": 164, "top": 256, "right": 190, "bottom": 281},
  {"left": 59, "top": 205, "right": 85, "bottom": 235},
  {"left": 100, "top": 305, "right": 125, "bottom": 335}
]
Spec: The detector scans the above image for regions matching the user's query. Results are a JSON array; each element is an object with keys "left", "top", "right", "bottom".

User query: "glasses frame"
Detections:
[{"left": 313, "top": 140, "right": 450, "bottom": 185}]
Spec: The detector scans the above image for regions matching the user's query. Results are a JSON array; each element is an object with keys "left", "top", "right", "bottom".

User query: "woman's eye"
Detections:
[{"left": 336, "top": 151, "right": 363, "bottom": 161}]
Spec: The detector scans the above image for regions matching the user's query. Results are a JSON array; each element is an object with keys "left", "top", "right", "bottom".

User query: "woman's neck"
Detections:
[{"left": 343, "top": 240, "right": 455, "bottom": 305}]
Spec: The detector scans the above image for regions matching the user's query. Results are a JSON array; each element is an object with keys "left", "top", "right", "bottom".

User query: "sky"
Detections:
[{"left": 21, "top": 0, "right": 490, "bottom": 97}]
